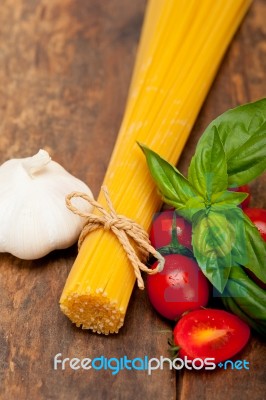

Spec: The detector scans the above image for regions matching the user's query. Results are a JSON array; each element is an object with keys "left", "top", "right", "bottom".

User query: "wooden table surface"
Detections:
[{"left": 0, "top": 1, "right": 265, "bottom": 399}]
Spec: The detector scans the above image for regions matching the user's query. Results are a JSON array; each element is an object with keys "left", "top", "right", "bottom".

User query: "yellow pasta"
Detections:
[{"left": 60, "top": 0, "right": 252, "bottom": 334}]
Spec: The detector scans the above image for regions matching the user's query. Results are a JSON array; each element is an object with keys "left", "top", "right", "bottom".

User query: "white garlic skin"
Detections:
[{"left": 0, "top": 150, "right": 93, "bottom": 260}]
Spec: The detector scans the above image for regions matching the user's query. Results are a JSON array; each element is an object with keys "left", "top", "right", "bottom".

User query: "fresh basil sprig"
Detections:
[
  {"left": 140, "top": 144, "right": 203, "bottom": 220},
  {"left": 222, "top": 265, "right": 266, "bottom": 336},
  {"left": 241, "top": 213, "right": 266, "bottom": 284},
  {"left": 192, "top": 210, "right": 234, "bottom": 292},
  {"left": 196, "top": 98, "right": 266, "bottom": 187},
  {"left": 188, "top": 126, "right": 228, "bottom": 197},
  {"left": 139, "top": 98, "right": 266, "bottom": 297}
]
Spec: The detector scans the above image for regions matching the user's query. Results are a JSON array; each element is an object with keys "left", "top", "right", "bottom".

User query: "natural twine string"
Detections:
[{"left": 65, "top": 185, "right": 165, "bottom": 290}]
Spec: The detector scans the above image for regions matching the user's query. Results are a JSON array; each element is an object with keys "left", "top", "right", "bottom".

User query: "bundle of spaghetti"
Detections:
[{"left": 60, "top": 0, "right": 252, "bottom": 334}]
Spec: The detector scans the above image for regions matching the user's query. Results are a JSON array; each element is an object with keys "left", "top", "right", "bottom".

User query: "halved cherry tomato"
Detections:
[
  {"left": 149, "top": 209, "right": 192, "bottom": 250},
  {"left": 244, "top": 207, "right": 266, "bottom": 241},
  {"left": 229, "top": 184, "right": 251, "bottom": 209},
  {"left": 173, "top": 309, "right": 250, "bottom": 364},
  {"left": 147, "top": 254, "right": 209, "bottom": 320}
]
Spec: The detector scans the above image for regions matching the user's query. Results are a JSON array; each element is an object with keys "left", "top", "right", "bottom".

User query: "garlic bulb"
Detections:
[{"left": 0, "top": 149, "right": 94, "bottom": 260}]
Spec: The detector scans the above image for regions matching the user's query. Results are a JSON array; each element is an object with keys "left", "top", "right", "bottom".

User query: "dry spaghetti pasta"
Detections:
[{"left": 60, "top": 0, "right": 252, "bottom": 334}]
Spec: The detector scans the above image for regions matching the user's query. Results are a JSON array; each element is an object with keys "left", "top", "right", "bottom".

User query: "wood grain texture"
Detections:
[{"left": 0, "top": 0, "right": 265, "bottom": 399}]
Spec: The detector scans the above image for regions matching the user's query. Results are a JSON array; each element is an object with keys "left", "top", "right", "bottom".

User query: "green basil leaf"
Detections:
[
  {"left": 221, "top": 207, "right": 247, "bottom": 266},
  {"left": 192, "top": 210, "right": 233, "bottom": 292},
  {"left": 188, "top": 127, "right": 228, "bottom": 197},
  {"left": 222, "top": 296, "right": 257, "bottom": 333},
  {"left": 227, "top": 132, "right": 266, "bottom": 186},
  {"left": 200, "top": 98, "right": 266, "bottom": 186},
  {"left": 181, "top": 196, "right": 206, "bottom": 221},
  {"left": 172, "top": 196, "right": 205, "bottom": 222},
  {"left": 139, "top": 143, "right": 199, "bottom": 210},
  {"left": 211, "top": 190, "right": 248, "bottom": 209},
  {"left": 241, "top": 213, "right": 266, "bottom": 284},
  {"left": 224, "top": 265, "right": 266, "bottom": 327},
  {"left": 222, "top": 287, "right": 266, "bottom": 337},
  {"left": 208, "top": 207, "right": 266, "bottom": 284}
]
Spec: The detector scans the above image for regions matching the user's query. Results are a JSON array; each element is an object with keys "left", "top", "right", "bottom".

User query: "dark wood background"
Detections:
[{"left": 0, "top": 1, "right": 265, "bottom": 399}]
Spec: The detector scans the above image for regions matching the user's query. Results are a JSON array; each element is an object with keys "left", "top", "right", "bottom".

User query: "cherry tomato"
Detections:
[
  {"left": 229, "top": 184, "right": 251, "bottom": 209},
  {"left": 244, "top": 207, "right": 266, "bottom": 241},
  {"left": 173, "top": 309, "right": 250, "bottom": 364},
  {"left": 147, "top": 254, "right": 209, "bottom": 320},
  {"left": 149, "top": 209, "right": 192, "bottom": 250}
]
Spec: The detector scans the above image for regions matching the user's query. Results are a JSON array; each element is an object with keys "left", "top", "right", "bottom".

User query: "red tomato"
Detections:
[
  {"left": 147, "top": 254, "right": 209, "bottom": 320},
  {"left": 244, "top": 207, "right": 266, "bottom": 241},
  {"left": 173, "top": 309, "right": 250, "bottom": 364},
  {"left": 229, "top": 184, "right": 251, "bottom": 209},
  {"left": 149, "top": 210, "right": 192, "bottom": 250}
]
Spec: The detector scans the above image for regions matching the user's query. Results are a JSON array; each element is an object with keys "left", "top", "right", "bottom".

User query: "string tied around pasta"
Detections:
[{"left": 65, "top": 185, "right": 165, "bottom": 289}]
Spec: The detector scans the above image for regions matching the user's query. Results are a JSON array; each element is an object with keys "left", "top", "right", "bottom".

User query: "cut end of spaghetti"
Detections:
[{"left": 60, "top": 290, "right": 126, "bottom": 335}]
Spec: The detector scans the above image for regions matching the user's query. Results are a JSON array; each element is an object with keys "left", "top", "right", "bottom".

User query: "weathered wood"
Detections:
[
  {"left": 0, "top": 1, "right": 175, "bottom": 399},
  {"left": 0, "top": 0, "right": 265, "bottom": 399}
]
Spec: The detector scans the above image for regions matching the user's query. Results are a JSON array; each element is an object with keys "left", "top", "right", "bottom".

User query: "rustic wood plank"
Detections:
[
  {"left": 0, "top": 1, "right": 176, "bottom": 399},
  {"left": 0, "top": 0, "right": 265, "bottom": 400}
]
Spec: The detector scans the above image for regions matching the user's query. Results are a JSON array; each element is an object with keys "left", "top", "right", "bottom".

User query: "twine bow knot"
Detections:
[{"left": 65, "top": 186, "right": 165, "bottom": 289}]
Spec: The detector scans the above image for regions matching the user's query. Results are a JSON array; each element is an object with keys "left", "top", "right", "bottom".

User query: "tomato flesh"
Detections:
[
  {"left": 244, "top": 207, "right": 266, "bottom": 241},
  {"left": 150, "top": 210, "right": 192, "bottom": 250},
  {"left": 147, "top": 254, "right": 209, "bottom": 320},
  {"left": 173, "top": 309, "right": 250, "bottom": 363}
]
